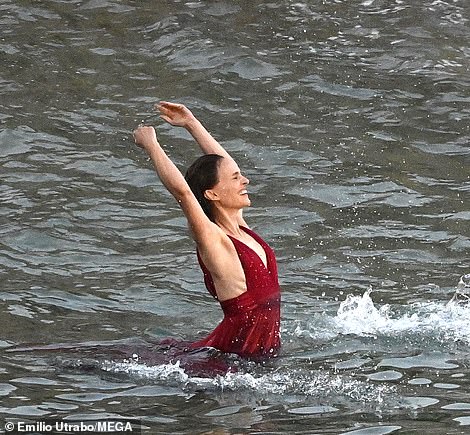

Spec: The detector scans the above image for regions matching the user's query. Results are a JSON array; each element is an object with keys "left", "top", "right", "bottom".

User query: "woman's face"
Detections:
[{"left": 208, "top": 158, "right": 250, "bottom": 209}]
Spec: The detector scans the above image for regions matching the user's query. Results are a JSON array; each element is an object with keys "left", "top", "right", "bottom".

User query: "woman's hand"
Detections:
[
  {"left": 156, "top": 101, "right": 233, "bottom": 161},
  {"left": 133, "top": 125, "right": 159, "bottom": 154},
  {"left": 156, "top": 101, "right": 196, "bottom": 128}
]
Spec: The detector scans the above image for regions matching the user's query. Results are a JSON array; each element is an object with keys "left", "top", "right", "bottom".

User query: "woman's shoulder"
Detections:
[{"left": 195, "top": 223, "right": 233, "bottom": 251}]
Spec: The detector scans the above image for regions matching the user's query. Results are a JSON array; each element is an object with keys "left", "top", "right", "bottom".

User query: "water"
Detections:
[{"left": 1, "top": 0, "right": 469, "bottom": 433}]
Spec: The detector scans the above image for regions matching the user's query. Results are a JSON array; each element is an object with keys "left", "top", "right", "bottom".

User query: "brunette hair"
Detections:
[{"left": 185, "top": 154, "right": 224, "bottom": 222}]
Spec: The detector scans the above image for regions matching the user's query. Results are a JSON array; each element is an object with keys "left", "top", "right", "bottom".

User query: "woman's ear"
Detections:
[{"left": 204, "top": 189, "right": 218, "bottom": 201}]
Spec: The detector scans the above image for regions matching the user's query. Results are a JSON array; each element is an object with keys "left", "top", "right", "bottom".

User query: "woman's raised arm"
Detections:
[
  {"left": 133, "top": 125, "right": 221, "bottom": 242},
  {"left": 156, "top": 101, "right": 234, "bottom": 161}
]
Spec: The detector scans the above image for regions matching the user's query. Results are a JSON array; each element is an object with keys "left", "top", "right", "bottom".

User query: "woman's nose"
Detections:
[{"left": 243, "top": 176, "right": 249, "bottom": 185}]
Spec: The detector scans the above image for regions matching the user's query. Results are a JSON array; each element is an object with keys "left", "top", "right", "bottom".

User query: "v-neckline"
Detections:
[{"left": 227, "top": 227, "right": 269, "bottom": 270}]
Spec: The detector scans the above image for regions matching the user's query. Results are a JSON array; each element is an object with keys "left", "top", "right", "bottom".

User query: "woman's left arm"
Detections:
[{"left": 157, "top": 101, "right": 234, "bottom": 161}]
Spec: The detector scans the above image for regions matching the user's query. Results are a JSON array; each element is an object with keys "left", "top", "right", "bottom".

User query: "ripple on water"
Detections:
[
  {"left": 402, "top": 396, "right": 440, "bottom": 410},
  {"left": 292, "top": 181, "right": 433, "bottom": 208},
  {"left": 442, "top": 403, "right": 470, "bottom": 411},
  {"left": 408, "top": 378, "right": 432, "bottom": 386},
  {"left": 379, "top": 353, "right": 459, "bottom": 370},
  {"left": 367, "top": 371, "right": 403, "bottom": 382},
  {"left": 412, "top": 140, "right": 470, "bottom": 156},
  {"left": 1, "top": 405, "right": 50, "bottom": 417},
  {"left": 0, "top": 384, "right": 17, "bottom": 397},
  {"left": 340, "top": 426, "right": 402, "bottom": 435},
  {"left": 454, "top": 417, "right": 470, "bottom": 426},
  {"left": 288, "top": 405, "right": 339, "bottom": 415},
  {"left": 11, "top": 377, "right": 59, "bottom": 386}
]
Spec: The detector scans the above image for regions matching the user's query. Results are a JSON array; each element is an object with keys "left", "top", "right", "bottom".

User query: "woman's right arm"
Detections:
[
  {"left": 133, "top": 125, "right": 221, "bottom": 242},
  {"left": 133, "top": 125, "right": 246, "bottom": 302},
  {"left": 156, "top": 101, "right": 234, "bottom": 161}
]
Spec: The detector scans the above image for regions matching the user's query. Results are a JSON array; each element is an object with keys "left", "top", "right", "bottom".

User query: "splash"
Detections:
[
  {"left": 449, "top": 273, "right": 470, "bottom": 304},
  {"left": 333, "top": 275, "right": 470, "bottom": 343},
  {"left": 289, "top": 275, "right": 470, "bottom": 344},
  {"left": 101, "top": 356, "right": 393, "bottom": 404},
  {"left": 103, "top": 358, "right": 194, "bottom": 385},
  {"left": 335, "top": 289, "right": 394, "bottom": 335}
]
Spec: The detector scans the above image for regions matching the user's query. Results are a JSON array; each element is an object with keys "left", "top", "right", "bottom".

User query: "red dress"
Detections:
[{"left": 191, "top": 226, "right": 281, "bottom": 358}]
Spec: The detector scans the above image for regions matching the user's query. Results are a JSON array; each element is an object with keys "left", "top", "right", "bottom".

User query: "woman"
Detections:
[{"left": 133, "top": 102, "right": 281, "bottom": 358}]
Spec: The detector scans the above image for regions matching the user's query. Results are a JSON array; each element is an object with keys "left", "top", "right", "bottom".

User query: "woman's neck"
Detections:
[{"left": 214, "top": 210, "right": 243, "bottom": 237}]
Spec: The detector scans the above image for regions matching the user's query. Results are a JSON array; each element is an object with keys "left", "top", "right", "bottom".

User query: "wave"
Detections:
[
  {"left": 100, "top": 356, "right": 395, "bottom": 408},
  {"left": 288, "top": 274, "right": 470, "bottom": 345}
]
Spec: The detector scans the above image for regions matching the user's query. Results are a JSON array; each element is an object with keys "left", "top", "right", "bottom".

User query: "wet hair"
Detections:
[{"left": 185, "top": 154, "right": 224, "bottom": 222}]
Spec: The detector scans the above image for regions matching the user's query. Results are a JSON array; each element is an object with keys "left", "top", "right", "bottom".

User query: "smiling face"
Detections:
[{"left": 204, "top": 158, "right": 251, "bottom": 210}]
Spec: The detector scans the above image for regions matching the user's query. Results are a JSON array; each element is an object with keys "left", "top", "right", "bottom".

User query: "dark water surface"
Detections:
[{"left": 1, "top": 1, "right": 469, "bottom": 434}]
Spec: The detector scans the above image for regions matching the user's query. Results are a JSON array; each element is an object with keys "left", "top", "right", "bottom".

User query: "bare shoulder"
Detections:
[
  {"left": 196, "top": 226, "right": 238, "bottom": 273},
  {"left": 195, "top": 222, "right": 229, "bottom": 253}
]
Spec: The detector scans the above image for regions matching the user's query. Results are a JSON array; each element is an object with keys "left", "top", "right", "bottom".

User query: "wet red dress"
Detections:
[{"left": 191, "top": 226, "right": 281, "bottom": 358}]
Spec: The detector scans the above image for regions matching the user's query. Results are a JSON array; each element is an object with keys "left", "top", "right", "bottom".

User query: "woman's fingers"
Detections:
[
  {"left": 155, "top": 103, "right": 175, "bottom": 121},
  {"left": 155, "top": 103, "right": 165, "bottom": 115},
  {"left": 155, "top": 101, "right": 177, "bottom": 113},
  {"left": 155, "top": 101, "right": 193, "bottom": 127},
  {"left": 156, "top": 101, "right": 186, "bottom": 114},
  {"left": 159, "top": 115, "right": 171, "bottom": 123},
  {"left": 159, "top": 101, "right": 181, "bottom": 109}
]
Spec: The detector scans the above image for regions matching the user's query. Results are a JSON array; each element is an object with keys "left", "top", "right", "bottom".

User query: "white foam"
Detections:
[
  {"left": 99, "top": 278, "right": 470, "bottom": 404},
  {"left": 101, "top": 358, "right": 393, "bottom": 402},
  {"left": 290, "top": 288, "right": 470, "bottom": 344}
]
